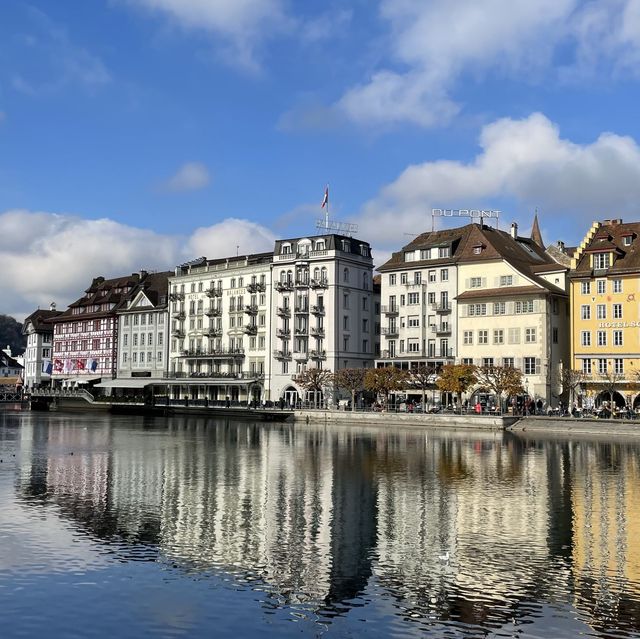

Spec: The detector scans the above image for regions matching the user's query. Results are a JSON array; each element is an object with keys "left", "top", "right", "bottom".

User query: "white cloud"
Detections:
[
  {"left": 335, "top": 0, "right": 640, "bottom": 128},
  {"left": 353, "top": 112, "right": 640, "bottom": 252},
  {"left": 124, "top": 0, "right": 292, "bottom": 70},
  {"left": 0, "top": 211, "right": 275, "bottom": 320},
  {"left": 162, "top": 162, "right": 211, "bottom": 192}
]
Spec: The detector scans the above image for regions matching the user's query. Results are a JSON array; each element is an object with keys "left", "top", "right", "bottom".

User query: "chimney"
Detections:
[
  {"left": 49, "top": 302, "right": 56, "bottom": 311},
  {"left": 511, "top": 222, "right": 518, "bottom": 239}
]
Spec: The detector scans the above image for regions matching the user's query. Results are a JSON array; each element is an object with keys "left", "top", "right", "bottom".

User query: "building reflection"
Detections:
[{"left": 10, "top": 415, "right": 640, "bottom": 635}]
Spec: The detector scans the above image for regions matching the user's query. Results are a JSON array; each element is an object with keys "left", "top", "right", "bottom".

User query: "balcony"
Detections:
[
  {"left": 206, "top": 327, "right": 222, "bottom": 338},
  {"left": 294, "top": 352, "right": 309, "bottom": 361},
  {"left": 180, "top": 347, "right": 245, "bottom": 359},
  {"left": 244, "top": 324, "right": 258, "bottom": 335},
  {"left": 277, "top": 306, "right": 291, "bottom": 318},
  {"left": 275, "top": 281, "right": 294, "bottom": 292},
  {"left": 310, "top": 278, "right": 329, "bottom": 289},
  {"left": 310, "top": 305, "right": 325, "bottom": 316},
  {"left": 294, "top": 327, "right": 308, "bottom": 335},
  {"left": 273, "top": 350, "right": 292, "bottom": 360},
  {"left": 382, "top": 305, "right": 399, "bottom": 315},
  {"left": 381, "top": 327, "right": 399, "bottom": 337},
  {"left": 310, "top": 327, "right": 325, "bottom": 337},
  {"left": 205, "top": 287, "right": 223, "bottom": 298},
  {"left": 205, "top": 308, "right": 222, "bottom": 317},
  {"left": 294, "top": 306, "right": 309, "bottom": 314},
  {"left": 243, "top": 304, "right": 258, "bottom": 315},
  {"left": 164, "top": 371, "right": 263, "bottom": 380},
  {"left": 430, "top": 324, "right": 451, "bottom": 335},
  {"left": 169, "top": 292, "right": 185, "bottom": 301},
  {"left": 277, "top": 328, "right": 291, "bottom": 338},
  {"left": 246, "top": 282, "right": 266, "bottom": 293},
  {"left": 171, "top": 328, "right": 185, "bottom": 338},
  {"left": 295, "top": 279, "right": 310, "bottom": 288},
  {"left": 174, "top": 311, "right": 186, "bottom": 320},
  {"left": 431, "top": 302, "right": 451, "bottom": 313},
  {"left": 310, "top": 350, "right": 327, "bottom": 360}
]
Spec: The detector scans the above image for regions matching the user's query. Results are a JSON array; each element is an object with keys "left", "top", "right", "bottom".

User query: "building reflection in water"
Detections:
[{"left": 8, "top": 413, "right": 640, "bottom": 636}]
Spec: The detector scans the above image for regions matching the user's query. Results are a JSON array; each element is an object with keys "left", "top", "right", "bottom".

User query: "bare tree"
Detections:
[
  {"left": 294, "top": 367, "right": 333, "bottom": 408},
  {"left": 474, "top": 365, "right": 524, "bottom": 413},
  {"left": 364, "top": 367, "right": 410, "bottom": 410},
  {"left": 561, "top": 368, "right": 587, "bottom": 408},
  {"left": 333, "top": 368, "right": 367, "bottom": 410},
  {"left": 598, "top": 368, "right": 625, "bottom": 413}
]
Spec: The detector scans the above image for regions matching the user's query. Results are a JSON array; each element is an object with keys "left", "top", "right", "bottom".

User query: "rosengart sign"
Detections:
[{"left": 599, "top": 321, "right": 640, "bottom": 328}]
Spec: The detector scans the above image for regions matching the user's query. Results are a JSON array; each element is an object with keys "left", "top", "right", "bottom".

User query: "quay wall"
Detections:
[{"left": 508, "top": 416, "right": 640, "bottom": 437}]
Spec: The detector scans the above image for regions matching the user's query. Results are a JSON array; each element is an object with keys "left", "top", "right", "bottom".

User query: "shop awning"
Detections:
[
  {"left": 95, "top": 378, "right": 162, "bottom": 389},
  {"left": 61, "top": 376, "right": 102, "bottom": 384}
]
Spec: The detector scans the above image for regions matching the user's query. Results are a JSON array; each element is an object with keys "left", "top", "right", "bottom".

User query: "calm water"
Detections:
[{"left": 0, "top": 412, "right": 639, "bottom": 638}]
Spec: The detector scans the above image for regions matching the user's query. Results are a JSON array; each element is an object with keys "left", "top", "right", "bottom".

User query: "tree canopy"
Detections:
[{"left": 0, "top": 315, "right": 26, "bottom": 355}]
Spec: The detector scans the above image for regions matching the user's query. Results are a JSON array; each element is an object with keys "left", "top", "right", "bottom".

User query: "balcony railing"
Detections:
[
  {"left": 277, "top": 328, "right": 291, "bottom": 338},
  {"left": 204, "top": 287, "right": 223, "bottom": 298},
  {"left": 169, "top": 292, "right": 185, "bottom": 301},
  {"left": 173, "top": 310, "right": 186, "bottom": 320},
  {"left": 295, "top": 279, "right": 310, "bottom": 288},
  {"left": 380, "top": 348, "right": 454, "bottom": 359},
  {"left": 309, "top": 278, "right": 329, "bottom": 289},
  {"left": 171, "top": 328, "right": 185, "bottom": 338},
  {"left": 430, "top": 324, "right": 451, "bottom": 335},
  {"left": 277, "top": 306, "right": 291, "bottom": 317},
  {"left": 244, "top": 304, "right": 258, "bottom": 315},
  {"left": 381, "top": 305, "right": 399, "bottom": 315},
  {"left": 309, "top": 350, "right": 327, "bottom": 360},
  {"left": 294, "top": 352, "right": 309, "bottom": 361},
  {"left": 275, "top": 281, "right": 294, "bottom": 292},
  {"left": 205, "top": 308, "right": 222, "bottom": 317},
  {"left": 294, "top": 306, "right": 309, "bottom": 314},
  {"left": 294, "top": 327, "right": 308, "bottom": 335},
  {"left": 244, "top": 324, "right": 258, "bottom": 335},
  {"left": 206, "top": 327, "right": 222, "bottom": 337},
  {"left": 163, "top": 371, "right": 263, "bottom": 380},
  {"left": 431, "top": 302, "right": 451, "bottom": 313},
  {"left": 273, "top": 350, "right": 292, "bottom": 360},
  {"left": 310, "top": 327, "right": 325, "bottom": 337},
  {"left": 310, "top": 305, "right": 325, "bottom": 316},
  {"left": 179, "top": 347, "right": 245, "bottom": 358},
  {"left": 381, "top": 327, "right": 399, "bottom": 336},
  {"left": 246, "top": 282, "right": 266, "bottom": 293}
]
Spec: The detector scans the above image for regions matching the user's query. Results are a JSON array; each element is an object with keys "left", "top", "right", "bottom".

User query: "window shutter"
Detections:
[
  {"left": 482, "top": 277, "right": 487, "bottom": 287},
  {"left": 535, "top": 358, "right": 541, "bottom": 375},
  {"left": 465, "top": 278, "right": 470, "bottom": 288},
  {"left": 494, "top": 276, "right": 500, "bottom": 287}
]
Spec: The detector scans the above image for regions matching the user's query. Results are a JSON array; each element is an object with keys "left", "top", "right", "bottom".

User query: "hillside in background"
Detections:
[{"left": 0, "top": 315, "right": 26, "bottom": 355}]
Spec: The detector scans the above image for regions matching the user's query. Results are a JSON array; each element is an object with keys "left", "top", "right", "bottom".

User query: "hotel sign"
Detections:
[
  {"left": 599, "top": 321, "right": 640, "bottom": 328},
  {"left": 432, "top": 209, "right": 500, "bottom": 219}
]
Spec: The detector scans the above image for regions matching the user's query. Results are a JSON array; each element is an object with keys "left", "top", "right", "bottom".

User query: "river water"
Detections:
[{"left": 0, "top": 410, "right": 639, "bottom": 638}]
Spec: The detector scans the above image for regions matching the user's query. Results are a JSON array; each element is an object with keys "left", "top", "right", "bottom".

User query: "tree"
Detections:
[
  {"left": 436, "top": 364, "right": 477, "bottom": 409},
  {"left": 364, "top": 367, "right": 410, "bottom": 410},
  {"left": 598, "top": 368, "right": 625, "bottom": 412},
  {"left": 407, "top": 364, "right": 437, "bottom": 410},
  {"left": 474, "top": 365, "right": 524, "bottom": 412},
  {"left": 0, "top": 315, "right": 26, "bottom": 355},
  {"left": 294, "top": 367, "right": 333, "bottom": 408},
  {"left": 561, "top": 368, "right": 587, "bottom": 408},
  {"left": 333, "top": 368, "right": 366, "bottom": 410}
]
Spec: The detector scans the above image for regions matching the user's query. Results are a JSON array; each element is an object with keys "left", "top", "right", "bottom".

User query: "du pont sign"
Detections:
[{"left": 432, "top": 208, "right": 501, "bottom": 219}]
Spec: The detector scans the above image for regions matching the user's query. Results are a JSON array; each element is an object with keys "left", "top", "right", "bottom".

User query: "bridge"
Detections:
[{"left": 0, "top": 387, "right": 24, "bottom": 403}]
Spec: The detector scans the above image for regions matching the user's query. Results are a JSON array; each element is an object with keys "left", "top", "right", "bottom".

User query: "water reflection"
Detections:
[{"left": 1, "top": 412, "right": 640, "bottom": 637}]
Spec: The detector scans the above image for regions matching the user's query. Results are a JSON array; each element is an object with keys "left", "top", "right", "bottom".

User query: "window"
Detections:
[
  {"left": 463, "top": 330, "right": 473, "bottom": 345},
  {"left": 438, "top": 246, "right": 449, "bottom": 258},
  {"left": 613, "top": 279, "right": 623, "bottom": 293},
  {"left": 500, "top": 275, "right": 513, "bottom": 286},
  {"left": 597, "top": 279, "right": 606, "bottom": 294},
  {"left": 508, "top": 328, "right": 520, "bottom": 344},
  {"left": 614, "top": 358, "right": 624, "bottom": 375},
  {"left": 428, "top": 270, "right": 436, "bottom": 282},
  {"left": 470, "top": 277, "right": 482, "bottom": 288},
  {"left": 613, "top": 304, "right": 622, "bottom": 319},
  {"left": 598, "top": 358, "right": 607, "bottom": 375},
  {"left": 597, "top": 330, "right": 607, "bottom": 346},
  {"left": 363, "top": 318, "right": 369, "bottom": 332},
  {"left": 122, "top": 352, "right": 128, "bottom": 364},
  {"left": 596, "top": 304, "right": 606, "bottom": 320},
  {"left": 503, "top": 357, "right": 514, "bottom": 368},
  {"left": 478, "top": 330, "right": 488, "bottom": 344},
  {"left": 132, "top": 352, "right": 137, "bottom": 363},
  {"left": 408, "top": 339, "right": 420, "bottom": 352},
  {"left": 468, "top": 303, "right": 487, "bottom": 316},
  {"left": 123, "top": 334, "right": 128, "bottom": 346},
  {"left": 389, "top": 274, "right": 396, "bottom": 286},
  {"left": 408, "top": 316, "right": 420, "bottom": 327},
  {"left": 524, "top": 357, "right": 536, "bottom": 375},
  {"left": 363, "top": 339, "right": 369, "bottom": 352},
  {"left": 492, "top": 329, "right": 504, "bottom": 344},
  {"left": 552, "top": 327, "right": 558, "bottom": 343},
  {"left": 408, "top": 292, "right": 420, "bottom": 305},
  {"left": 344, "top": 294, "right": 350, "bottom": 309},
  {"left": 158, "top": 332, "right": 163, "bottom": 345},
  {"left": 133, "top": 334, "right": 138, "bottom": 346},
  {"left": 482, "top": 357, "right": 494, "bottom": 368},
  {"left": 343, "top": 316, "right": 349, "bottom": 330},
  {"left": 157, "top": 352, "right": 162, "bottom": 363},
  {"left": 525, "top": 328, "right": 536, "bottom": 343},
  {"left": 593, "top": 253, "right": 610, "bottom": 269},
  {"left": 582, "top": 359, "right": 592, "bottom": 374},
  {"left": 401, "top": 272, "right": 408, "bottom": 284},
  {"left": 581, "top": 305, "right": 591, "bottom": 320},
  {"left": 516, "top": 300, "right": 535, "bottom": 314},
  {"left": 462, "top": 358, "right": 474, "bottom": 365},
  {"left": 623, "top": 235, "right": 633, "bottom": 246},
  {"left": 414, "top": 272, "right": 422, "bottom": 284},
  {"left": 614, "top": 330, "right": 623, "bottom": 346},
  {"left": 581, "top": 331, "right": 591, "bottom": 346},
  {"left": 124, "top": 316, "right": 129, "bottom": 326},
  {"left": 493, "top": 302, "right": 506, "bottom": 315},
  {"left": 581, "top": 281, "right": 591, "bottom": 295},
  {"left": 343, "top": 336, "right": 350, "bottom": 350},
  {"left": 441, "top": 269, "right": 449, "bottom": 281}
]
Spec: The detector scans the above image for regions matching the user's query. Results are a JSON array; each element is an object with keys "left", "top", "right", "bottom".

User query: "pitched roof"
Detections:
[
  {"left": 116, "top": 271, "right": 173, "bottom": 312},
  {"left": 22, "top": 308, "right": 63, "bottom": 332},
  {"left": 456, "top": 285, "right": 555, "bottom": 300},
  {"left": 0, "top": 351, "right": 23, "bottom": 370},
  {"left": 530, "top": 214, "right": 544, "bottom": 249},
  {"left": 571, "top": 220, "right": 640, "bottom": 277}
]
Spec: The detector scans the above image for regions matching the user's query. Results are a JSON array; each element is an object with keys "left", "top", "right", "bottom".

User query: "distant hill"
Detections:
[{"left": 0, "top": 315, "right": 26, "bottom": 355}]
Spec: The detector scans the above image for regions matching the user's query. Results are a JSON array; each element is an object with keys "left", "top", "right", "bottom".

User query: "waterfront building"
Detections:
[
  {"left": 166, "top": 234, "right": 376, "bottom": 405},
  {"left": 456, "top": 219, "right": 569, "bottom": 406},
  {"left": 49, "top": 273, "right": 145, "bottom": 385},
  {"left": 21, "top": 304, "right": 62, "bottom": 389},
  {"left": 569, "top": 218, "right": 640, "bottom": 409},
  {"left": 376, "top": 226, "right": 472, "bottom": 372},
  {"left": 0, "top": 349, "right": 23, "bottom": 380}
]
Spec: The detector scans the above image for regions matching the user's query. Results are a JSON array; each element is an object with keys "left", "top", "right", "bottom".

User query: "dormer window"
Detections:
[
  {"left": 282, "top": 243, "right": 292, "bottom": 255},
  {"left": 593, "top": 253, "right": 611, "bottom": 270},
  {"left": 360, "top": 244, "right": 369, "bottom": 257},
  {"left": 438, "top": 246, "right": 450, "bottom": 258},
  {"left": 342, "top": 240, "right": 351, "bottom": 252},
  {"left": 622, "top": 232, "right": 635, "bottom": 246},
  {"left": 472, "top": 244, "right": 485, "bottom": 255},
  {"left": 315, "top": 240, "right": 325, "bottom": 251}
]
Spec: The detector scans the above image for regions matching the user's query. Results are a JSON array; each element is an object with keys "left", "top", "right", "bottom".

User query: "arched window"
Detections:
[
  {"left": 287, "top": 270, "right": 293, "bottom": 284},
  {"left": 313, "top": 267, "right": 320, "bottom": 280},
  {"left": 321, "top": 267, "right": 328, "bottom": 283},
  {"left": 280, "top": 270, "right": 287, "bottom": 283}
]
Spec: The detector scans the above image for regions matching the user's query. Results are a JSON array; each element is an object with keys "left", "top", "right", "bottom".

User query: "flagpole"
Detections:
[{"left": 325, "top": 183, "right": 329, "bottom": 231}]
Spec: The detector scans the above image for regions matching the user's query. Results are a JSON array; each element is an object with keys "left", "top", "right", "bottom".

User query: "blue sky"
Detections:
[{"left": 3, "top": 0, "right": 640, "bottom": 317}]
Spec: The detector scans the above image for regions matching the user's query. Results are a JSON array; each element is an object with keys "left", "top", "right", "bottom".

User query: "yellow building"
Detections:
[{"left": 570, "top": 219, "right": 640, "bottom": 409}]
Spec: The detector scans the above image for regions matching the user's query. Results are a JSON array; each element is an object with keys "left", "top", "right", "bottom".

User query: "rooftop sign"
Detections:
[{"left": 432, "top": 209, "right": 500, "bottom": 219}]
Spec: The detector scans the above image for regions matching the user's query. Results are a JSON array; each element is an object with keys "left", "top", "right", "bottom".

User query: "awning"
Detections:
[
  {"left": 163, "top": 378, "right": 262, "bottom": 386},
  {"left": 62, "top": 375, "right": 102, "bottom": 384},
  {"left": 95, "top": 378, "right": 163, "bottom": 389}
]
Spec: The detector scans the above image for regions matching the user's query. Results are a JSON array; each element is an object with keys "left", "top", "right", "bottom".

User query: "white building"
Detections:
[
  {"left": 21, "top": 305, "right": 61, "bottom": 389},
  {"left": 165, "top": 234, "right": 376, "bottom": 406}
]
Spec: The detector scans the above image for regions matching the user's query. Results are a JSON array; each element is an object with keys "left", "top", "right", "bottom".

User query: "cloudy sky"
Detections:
[{"left": 3, "top": 0, "right": 640, "bottom": 318}]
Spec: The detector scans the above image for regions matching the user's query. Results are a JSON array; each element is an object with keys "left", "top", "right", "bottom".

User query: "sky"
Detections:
[{"left": 3, "top": 0, "right": 640, "bottom": 319}]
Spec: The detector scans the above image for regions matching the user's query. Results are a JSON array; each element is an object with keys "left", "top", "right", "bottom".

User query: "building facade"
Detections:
[
  {"left": 570, "top": 219, "right": 640, "bottom": 409},
  {"left": 456, "top": 221, "right": 569, "bottom": 406},
  {"left": 21, "top": 305, "right": 62, "bottom": 389}
]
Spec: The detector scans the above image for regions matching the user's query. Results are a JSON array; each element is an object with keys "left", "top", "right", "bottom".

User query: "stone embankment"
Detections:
[
  {"left": 508, "top": 416, "right": 640, "bottom": 437},
  {"left": 293, "top": 410, "right": 519, "bottom": 430}
]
